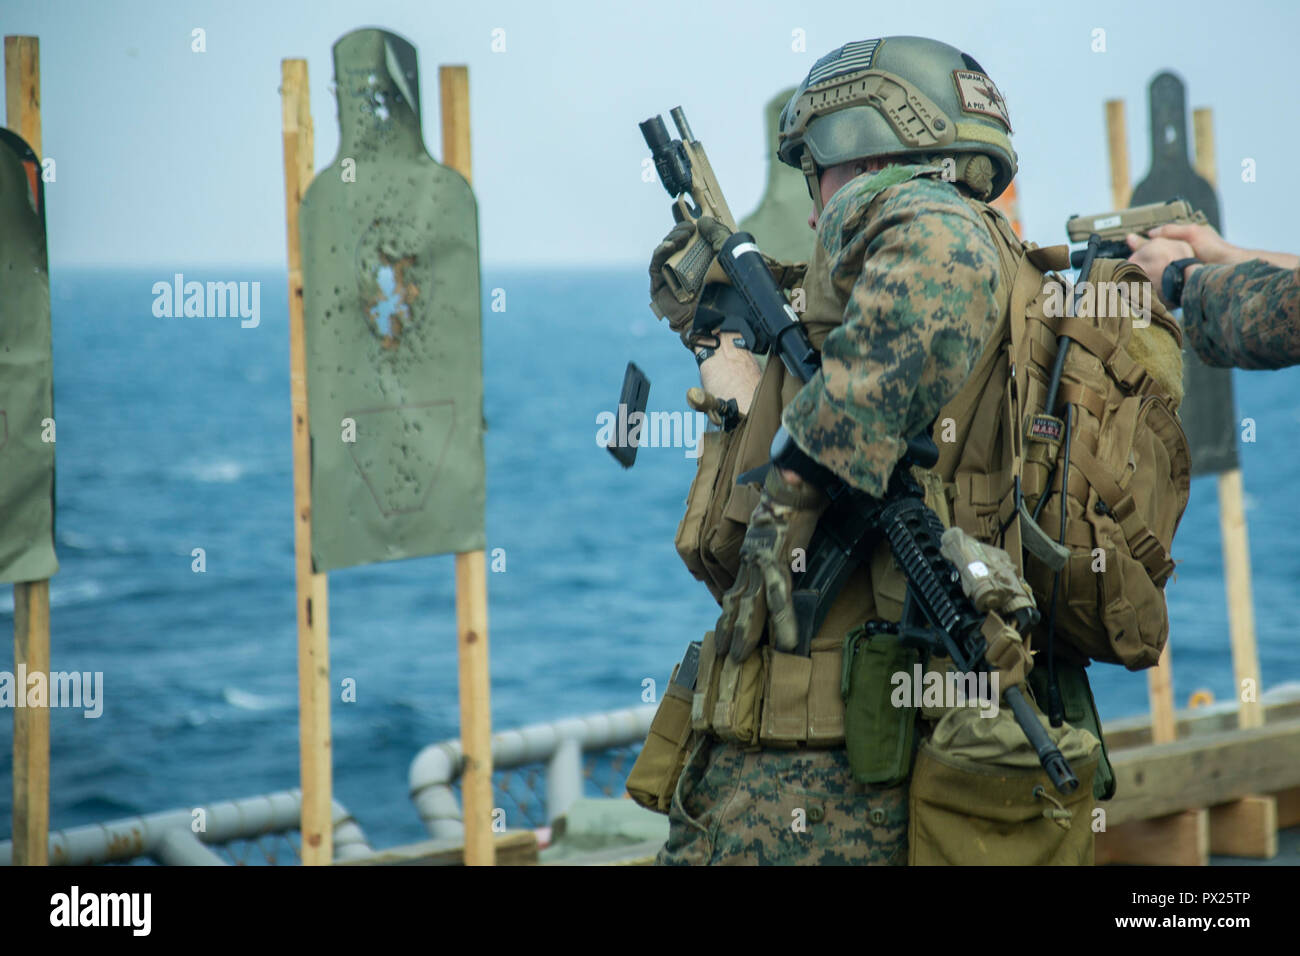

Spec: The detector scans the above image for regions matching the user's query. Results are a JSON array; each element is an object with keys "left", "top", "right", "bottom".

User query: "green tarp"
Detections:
[
  {"left": 0, "top": 128, "right": 58, "bottom": 583},
  {"left": 300, "top": 29, "right": 485, "bottom": 572}
]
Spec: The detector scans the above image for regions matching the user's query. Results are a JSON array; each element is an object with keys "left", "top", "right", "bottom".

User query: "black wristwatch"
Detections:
[{"left": 1161, "top": 257, "right": 1201, "bottom": 309}]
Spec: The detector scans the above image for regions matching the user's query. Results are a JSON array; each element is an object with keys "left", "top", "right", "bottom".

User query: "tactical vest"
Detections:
[
  {"left": 676, "top": 170, "right": 968, "bottom": 750},
  {"left": 674, "top": 173, "right": 1188, "bottom": 752}
]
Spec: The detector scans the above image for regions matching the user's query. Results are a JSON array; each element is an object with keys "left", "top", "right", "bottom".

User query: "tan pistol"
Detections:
[
  {"left": 1065, "top": 198, "right": 1208, "bottom": 268},
  {"left": 640, "top": 107, "right": 738, "bottom": 297}
]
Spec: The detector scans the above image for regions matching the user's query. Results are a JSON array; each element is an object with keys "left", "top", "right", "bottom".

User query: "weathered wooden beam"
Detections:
[
  {"left": 1208, "top": 795, "right": 1276, "bottom": 859},
  {"left": 6, "top": 34, "right": 50, "bottom": 870},
  {"left": 1271, "top": 786, "right": 1300, "bottom": 829},
  {"left": 1104, "top": 718, "right": 1300, "bottom": 827},
  {"left": 334, "top": 831, "right": 536, "bottom": 866},
  {"left": 1103, "top": 688, "right": 1300, "bottom": 752},
  {"left": 1096, "top": 809, "right": 1208, "bottom": 866},
  {"left": 280, "top": 57, "right": 333, "bottom": 867}
]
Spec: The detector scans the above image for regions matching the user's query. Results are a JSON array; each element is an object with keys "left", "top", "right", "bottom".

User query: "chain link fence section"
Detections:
[
  {"left": 212, "top": 830, "right": 303, "bottom": 866},
  {"left": 448, "top": 740, "right": 645, "bottom": 829}
]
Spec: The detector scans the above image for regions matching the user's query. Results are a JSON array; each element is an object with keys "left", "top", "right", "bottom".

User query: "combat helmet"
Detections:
[{"left": 778, "top": 36, "right": 1017, "bottom": 209}]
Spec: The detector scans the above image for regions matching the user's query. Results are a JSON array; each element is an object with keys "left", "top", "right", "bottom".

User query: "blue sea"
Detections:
[{"left": 1, "top": 267, "right": 1298, "bottom": 852}]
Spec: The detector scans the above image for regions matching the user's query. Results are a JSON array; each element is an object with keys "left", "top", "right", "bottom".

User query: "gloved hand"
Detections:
[
  {"left": 714, "top": 467, "right": 828, "bottom": 663},
  {"left": 939, "top": 527, "right": 1038, "bottom": 630},
  {"left": 648, "top": 216, "right": 733, "bottom": 347},
  {"left": 765, "top": 258, "right": 808, "bottom": 292},
  {"left": 981, "top": 612, "right": 1033, "bottom": 689}
]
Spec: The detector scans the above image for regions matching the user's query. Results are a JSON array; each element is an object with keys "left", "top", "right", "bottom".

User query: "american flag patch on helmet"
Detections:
[{"left": 807, "top": 39, "right": 880, "bottom": 86}]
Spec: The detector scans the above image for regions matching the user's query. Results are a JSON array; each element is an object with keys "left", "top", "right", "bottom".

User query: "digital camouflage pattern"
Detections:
[
  {"left": 782, "top": 164, "right": 1002, "bottom": 496},
  {"left": 1182, "top": 260, "right": 1300, "bottom": 370},
  {"left": 656, "top": 739, "right": 909, "bottom": 865}
]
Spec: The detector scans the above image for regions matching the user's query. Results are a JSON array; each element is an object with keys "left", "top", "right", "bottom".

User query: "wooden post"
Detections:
[
  {"left": 280, "top": 59, "right": 333, "bottom": 866},
  {"left": 1192, "top": 108, "right": 1262, "bottom": 731},
  {"left": 12, "top": 584, "right": 49, "bottom": 866},
  {"left": 1104, "top": 99, "right": 1129, "bottom": 212},
  {"left": 4, "top": 36, "right": 40, "bottom": 154},
  {"left": 440, "top": 66, "right": 473, "bottom": 183},
  {"left": 6, "top": 34, "right": 49, "bottom": 868},
  {"left": 439, "top": 64, "right": 495, "bottom": 867},
  {"left": 1106, "top": 97, "right": 1178, "bottom": 744}
]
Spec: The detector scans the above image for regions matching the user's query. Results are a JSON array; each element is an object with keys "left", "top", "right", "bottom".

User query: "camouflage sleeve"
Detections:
[
  {"left": 782, "top": 176, "right": 1000, "bottom": 497},
  {"left": 1182, "top": 260, "right": 1300, "bottom": 370}
]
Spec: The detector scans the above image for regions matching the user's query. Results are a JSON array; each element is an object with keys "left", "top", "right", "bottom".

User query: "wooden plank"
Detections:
[
  {"left": 1216, "top": 468, "right": 1262, "bottom": 728},
  {"left": 1096, "top": 809, "right": 1208, "bottom": 866},
  {"left": 1148, "top": 644, "right": 1176, "bottom": 744},
  {"left": 1105, "top": 717, "right": 1300, "bottom": 827},
  {"left": 1103, "top": 687, "right": 1300, "bottom": 751},
  {"left": 280, "top": 58, "right": 333, "bottom": 866},
  {"left": 12, "top": 581, "right": 49, "bottom": 866},
  {"left": 335, "top": 831, "right": 536, "bottom": 866},
  {"left": 439, "top": 64, "right": 495, "bottom": 868},
  {"left": 1104, "top": 99, "right": 1130, "bottom": 209},
  {"left": 6, "top": 34, "right": 49, "bottom": 869},
  {"left": 4, "top": 36, "right": 41, "bottom": 156},
  {"left": 1208, "top": 795, "right": 1276, "bottom": 859},
  {"left": 1192, "top": 108, "right": 1217, "bottom": 197},
  {"left": 1190, "top": 108, "right": 1262, "bottom": 733},
  {"left": 454, "top": 549, "right": 494, "bottom": 867},
  {"left": 1271, "top": 786, "right": 1300, "bottom": 829},
  {"left": 439, "top": 65, "right": 472, "bottom": 184}
]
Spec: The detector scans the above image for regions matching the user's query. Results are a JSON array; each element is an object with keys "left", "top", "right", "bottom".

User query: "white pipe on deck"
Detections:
[
  {"left": 0, "top": 790, "right": 370, "bottom": 865},
  {"left": 408, "top": 705, "right": 655, "bottom": 839}
]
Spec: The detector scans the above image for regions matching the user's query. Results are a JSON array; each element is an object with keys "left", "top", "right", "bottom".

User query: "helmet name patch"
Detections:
[{"left": 952, "top": 69, "right": 1011, "bottom": 131}]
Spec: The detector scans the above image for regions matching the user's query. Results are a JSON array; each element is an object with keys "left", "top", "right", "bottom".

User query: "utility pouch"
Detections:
[
  {"left": 691, "top": 631, "right": 722, "bottom": 731},
  {"left": 675, "top": 429, "right": 729, "bottom": 595},
  {"left": 906, "top": 702, "right": 1100, "bottom": 865},
  {"left": 1028, "top": 661, "right": 1115, "bottom": 800},
  {"left": 759, "top": 648, "right": 812, "bottom": 745},
  {"left": 841, "top": 624, "right": 920, "bottom": 787},
  {"left": 626, "top": 644, "right": 701, "bottom": 814},
  {"left": 908, "top": 742, "right": 1099, "bottom": 865},
  {"left": 710, "top": 647, "right": 765, "bottom": 747}
]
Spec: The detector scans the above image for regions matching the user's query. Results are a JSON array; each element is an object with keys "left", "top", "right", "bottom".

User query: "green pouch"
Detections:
[
  {"left": 841, "top": 625, "right": 919, "bottom": 787},
  {"left": 1027, "top": 660, "right": 1115, "bottom": 801}
]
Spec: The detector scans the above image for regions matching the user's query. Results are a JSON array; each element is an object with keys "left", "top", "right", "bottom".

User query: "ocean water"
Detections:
[{"left": 1, "top": 267, "right": 1297, "bottom": 852}]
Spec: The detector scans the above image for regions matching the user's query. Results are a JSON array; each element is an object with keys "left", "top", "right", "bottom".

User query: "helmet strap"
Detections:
[{"left": 800, "top": 152, "right": 825, "bottom": 218}]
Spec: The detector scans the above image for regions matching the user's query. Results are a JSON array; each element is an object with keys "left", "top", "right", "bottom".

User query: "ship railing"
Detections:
[
  {"left": 408, "top": 704, "right": 655, "bottom": 840},
  {"left": 0, "top": 789, "right": 371, "bottom": 866}
]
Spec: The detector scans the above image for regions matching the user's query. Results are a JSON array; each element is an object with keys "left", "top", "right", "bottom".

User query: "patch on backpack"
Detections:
[
  {"left": 952, "top": 70, "right": 1011, "bottom": 131},
  {"left": 1027, "top": 414, "right": 1062, "bottom": 442}
]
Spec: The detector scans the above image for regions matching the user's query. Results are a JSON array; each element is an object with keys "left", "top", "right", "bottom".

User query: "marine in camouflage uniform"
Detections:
[
  {"left": 1182, "top": 261, "right": 1300, "bottom": 370},
  {"left": 652, "top": 37, "right": 1017, "bottom": 866},
  {"left": 781, "top": 164, "right": 1000, "bottom": 497}
]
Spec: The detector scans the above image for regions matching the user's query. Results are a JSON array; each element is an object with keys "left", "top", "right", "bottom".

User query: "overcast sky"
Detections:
[{"left": 6, "top": 0, "right": 1299, "bottom": 269}]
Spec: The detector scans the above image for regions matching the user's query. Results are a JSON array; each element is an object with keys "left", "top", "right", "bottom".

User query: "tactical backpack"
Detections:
[{"left": 937, "top": 204, "right": 1191, "bottom": 671}]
